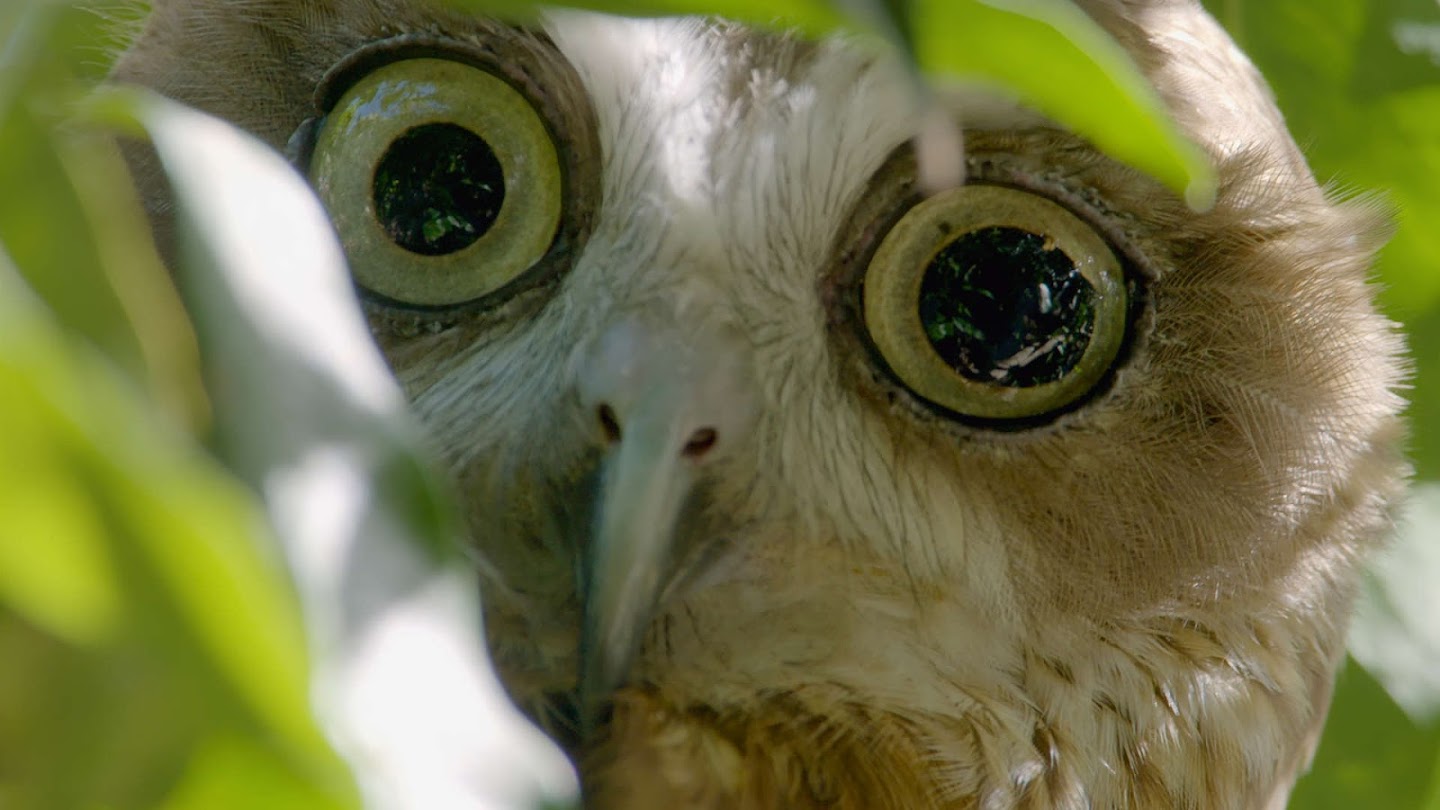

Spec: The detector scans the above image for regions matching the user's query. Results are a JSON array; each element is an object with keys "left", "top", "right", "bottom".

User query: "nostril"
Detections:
[
  {"left": 682, "top": 427, "right": 718, "bottom": 459},
  {"left": 598, "top": 404, "right": 622, "bottom": 444}
]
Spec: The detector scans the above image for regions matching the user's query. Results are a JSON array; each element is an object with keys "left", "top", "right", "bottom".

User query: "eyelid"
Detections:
[
  {"left": 290, "top": 34, "right": 533, "bottom": 176},
  {"left": 314, "top": 33, "right": 523, "bottom": 114}
]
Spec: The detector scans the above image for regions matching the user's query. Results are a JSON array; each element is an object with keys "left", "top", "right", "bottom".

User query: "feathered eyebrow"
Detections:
[{"left": 286, "top": 34, "right": 513, "bottom": 172}]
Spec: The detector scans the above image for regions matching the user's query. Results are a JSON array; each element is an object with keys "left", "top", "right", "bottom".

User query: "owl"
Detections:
[{"left": 113, "top": 0, "right": 1409, "bottom": 807}]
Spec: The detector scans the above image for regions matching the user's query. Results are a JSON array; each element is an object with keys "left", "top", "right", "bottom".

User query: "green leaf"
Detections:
[
  {"left": 446, "top": 0, "right": 1216, "bottom": 206},
  {"left": 1, "top": 3, "right": 206, "bottom": 432},
  {"left": 1, "top": 9, "right": 350, "bottom": 804},
  {"left": 1348, "top": 483, "right": 1440, "bottom": 726},
  {"left": 0, "top": 336, "right": 120, "bottom": 644},
  {"left": 0, "top": 23, "right": 149, "bottom": 380},
  {"left": 909, "top": 0, "right": 1215, "bottom": 209},
  {"left": 159, "top": 736, "right": 352, "bottom": 810},
  {"left": 0, "top": 253, "right": 352, "bottom": 808},
  {"left": 112, "top": 87, "right": 578, "bottom": 810}
]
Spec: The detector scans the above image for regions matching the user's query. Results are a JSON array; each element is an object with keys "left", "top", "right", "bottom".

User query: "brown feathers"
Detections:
[{"left": 586, "top": 688, "right": 946, "bottom": 809}]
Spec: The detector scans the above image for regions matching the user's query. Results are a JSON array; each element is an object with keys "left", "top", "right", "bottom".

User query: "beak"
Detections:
[{"left": 576, "top": 319, "right": 752, "bottom": 734}]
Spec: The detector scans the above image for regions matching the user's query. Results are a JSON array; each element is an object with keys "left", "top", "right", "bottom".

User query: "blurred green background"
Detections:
[{"left": 1, "top": 1, "right": 1437, "bottom": 808}]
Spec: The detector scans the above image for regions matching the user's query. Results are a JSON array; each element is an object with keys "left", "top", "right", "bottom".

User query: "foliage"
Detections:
[
  {"left": 0, "top": 1, "right": 1435, "bottom": 809},
  {"left": 1, "top": 6, "right": 352, "bottom": 809}
]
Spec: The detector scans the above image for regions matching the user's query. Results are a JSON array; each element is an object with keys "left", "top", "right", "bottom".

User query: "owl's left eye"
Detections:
[
  {"left": 862, "top": 184, "right": 1129, "bottom": 422},
  {"left": 306, "top": 55, "right": 565, "bottom": 308}
]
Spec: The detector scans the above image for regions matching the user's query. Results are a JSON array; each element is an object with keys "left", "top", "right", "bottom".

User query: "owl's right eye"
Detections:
[
  {"left": 861, "top": 184, "right": 1130, "bottom": 423},
  {"left": 306, "top": 54, "right": 568, "bottom": 309}
]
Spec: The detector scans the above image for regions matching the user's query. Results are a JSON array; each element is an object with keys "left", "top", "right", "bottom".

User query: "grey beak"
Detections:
[{"left": 575, "top": 318, "right": 754, "bottom": 735}]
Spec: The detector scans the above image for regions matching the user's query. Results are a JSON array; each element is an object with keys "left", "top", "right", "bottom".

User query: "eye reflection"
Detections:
[
  {"left": 918, "top": 226, "right": 1096, "bottom": 388},
  {"left": 373, "top": 123, "right": 507, "bottom": 257}
]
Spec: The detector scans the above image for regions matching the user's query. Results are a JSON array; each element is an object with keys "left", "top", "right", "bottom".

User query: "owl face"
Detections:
[{"left": 116, "top": 1, "right": 1408, "bottom": 806}]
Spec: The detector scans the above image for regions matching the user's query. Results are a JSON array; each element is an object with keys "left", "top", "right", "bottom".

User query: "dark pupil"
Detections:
[
  {"left": 918, "top": 226, "right": 1096, "bottom": 388},
  {"left": 373, "top": 123, "right": 505, "bottom": 256}
]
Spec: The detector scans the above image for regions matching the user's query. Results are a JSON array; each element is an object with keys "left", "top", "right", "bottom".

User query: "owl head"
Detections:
[{"left": 114, "top": 1, "right": 1408, "bottom": 806}]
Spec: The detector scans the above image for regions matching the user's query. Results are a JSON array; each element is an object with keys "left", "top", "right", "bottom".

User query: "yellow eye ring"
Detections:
[
  {"left": 862, "top": 185, "right": 1128, "bottom": 421},
  {"left": 309, "top": 57, "right": 563, "bottom": 307}
]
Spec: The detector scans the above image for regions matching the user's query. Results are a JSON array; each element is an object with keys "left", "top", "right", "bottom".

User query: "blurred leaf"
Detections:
[
  {"left": 2, "top": 1, "right": 319, "bottom": 767},
  {"left": 1334, "top": 483, "right": 1440, "bottom": 807},
  {"left": 2, "top": 6, "right": 349, "bottom": 807},
  {"left": 0, "top": 612, "right": 205, "bottom": 809},
  {"left": 0, "top": 343, "right": 119, "bottom": 644},
  {"left": 111, "top": 87, "right": 580, "bottom": 810},
  {"left": 0, "top": 9, "right": 149, "bottom": 380},
  {"left": 0, "top": 249, "right": 351, "bottom": 808},
  {"left": 1, "top": 3, "right": 205, "bottom": 432},
  {"left": 1349, "top": 483, "right": 1440, "bottom": 726},
  {"left": 909, "top": 0, "right": 1214, "bottom": 208},
  {"left": 160, "top": 736, "right": 350, "bottom": 810}
]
